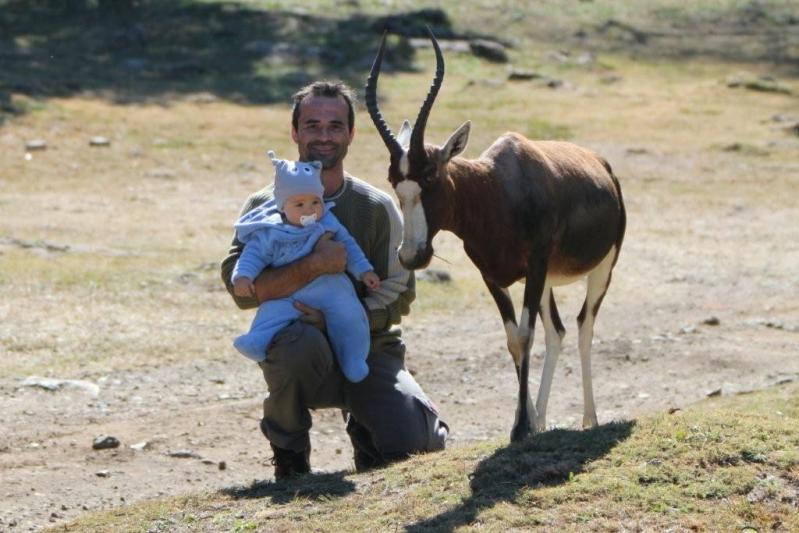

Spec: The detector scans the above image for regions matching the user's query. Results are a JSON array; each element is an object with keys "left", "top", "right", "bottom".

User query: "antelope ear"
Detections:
[
  {"left": 397, "top": 120, "right": 412, "bottom": 150},
  {"left": 441, "top": 121, "right": 470, "bottom": 161}
]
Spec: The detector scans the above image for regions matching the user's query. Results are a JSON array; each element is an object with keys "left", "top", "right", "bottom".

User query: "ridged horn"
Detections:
[
  {"left": 365, "top": 31, "right": 403, "bottom": 158},
  {"left": 409, "top": 26, "right": 445, "bottom": 161}
]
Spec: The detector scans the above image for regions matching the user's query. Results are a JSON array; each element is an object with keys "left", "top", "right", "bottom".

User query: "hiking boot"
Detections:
[{"left": 270, "top": 444, "right": 310, "bottom": 480}]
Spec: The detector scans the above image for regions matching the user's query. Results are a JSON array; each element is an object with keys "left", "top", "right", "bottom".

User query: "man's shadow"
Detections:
[
  {"left": 221, "top": 470, "right": 356, "bottom": 504},
  {"left": 407, "top": 420, "right": 635, "bottom": 532}
]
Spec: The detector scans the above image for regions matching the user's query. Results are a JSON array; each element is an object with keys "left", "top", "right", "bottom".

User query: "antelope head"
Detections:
[{"left": 365, "top": 29, "right": 471, "bottom": 270}]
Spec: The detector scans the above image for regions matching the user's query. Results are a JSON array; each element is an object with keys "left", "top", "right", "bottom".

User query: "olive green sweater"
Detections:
[{"left": 221, "top": 175, "right": 415, "bottom": 349}]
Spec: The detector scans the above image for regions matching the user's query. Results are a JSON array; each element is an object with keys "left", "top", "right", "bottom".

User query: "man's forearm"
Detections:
[{"left": 253, "top": 253, "right": 325, "bottom": 303}]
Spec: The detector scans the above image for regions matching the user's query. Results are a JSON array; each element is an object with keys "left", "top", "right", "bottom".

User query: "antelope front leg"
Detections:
[
  {"left": 510, "top": 261, "right": 547, "bottom": 442},
  {"left": 483, "top": 279, "right": 537, "bottom": 441}
]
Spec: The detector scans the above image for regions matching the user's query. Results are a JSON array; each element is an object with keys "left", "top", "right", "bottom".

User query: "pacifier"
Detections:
[{"left": 299, "top": 213, "right": 318, "bottom": 227}]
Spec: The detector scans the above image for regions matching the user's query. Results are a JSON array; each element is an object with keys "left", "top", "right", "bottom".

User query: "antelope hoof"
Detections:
[{"left": 582, "top": 413, "right": 598, "bottom": 429}]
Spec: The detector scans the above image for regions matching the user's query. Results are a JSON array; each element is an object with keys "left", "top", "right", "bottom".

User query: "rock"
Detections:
[
  {"left": 25, "top": 139, "right": 47, "bottom": 151},
  {"left": 706, "top": 388, "right": 722, "bottom": 397},
  {"left": 89, "top": 136, "right": 110, "bottom": 147},
  {"left": 507, "top": 68, "right": 543, "bottom": 81},
  {"left": 95, "top": 470, "right": 111, "bottom": 478},
  {"left": 702, "top": 316, "right": 720, "bottom": 326},
  {"left": 417, "top": 269, "right": 452, "bottom": 283},
  {"left": 92, "top": 435, "right": 120, "bottom": 450},
  {"left": 165, "top": 450, "right": 202, "bottom": 459},
  {"left": 218, "top": 461, "right": 227, "bottom": 471},
  {"left": 21, "top": 376, "right": 100, "bottom": 397},
  {"left": 129, "top": 441, "right": 150, "bottom": 451},
  {"left": 144, "top": 168, "right": 177, "bottom": 180},
  {"left": 469, "top": 39, "right": 508, "bottom": 63}
]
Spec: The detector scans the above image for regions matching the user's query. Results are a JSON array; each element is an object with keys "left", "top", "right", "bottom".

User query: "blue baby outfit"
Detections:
[{"left": 231, "top": 200, "right": 373, "bottom": 382}]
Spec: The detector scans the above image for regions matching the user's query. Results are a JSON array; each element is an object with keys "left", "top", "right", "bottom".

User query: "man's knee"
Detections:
[{"left": 259, "top": 321, "right": 335, "bottom": 380}]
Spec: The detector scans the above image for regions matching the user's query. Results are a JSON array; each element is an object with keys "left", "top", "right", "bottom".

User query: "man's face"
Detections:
[{"left": 292, "top": 95, "right": 355, "bottom": 170}]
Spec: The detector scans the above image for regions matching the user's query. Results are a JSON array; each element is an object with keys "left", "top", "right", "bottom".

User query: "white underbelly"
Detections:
[{"left": 546, "top": 272, "right": 585, "bottom": 287}]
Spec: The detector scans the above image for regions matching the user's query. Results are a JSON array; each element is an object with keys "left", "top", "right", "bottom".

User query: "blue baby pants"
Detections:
[{"left": 234, "top": 273, "right": 370, "bottom": 383}]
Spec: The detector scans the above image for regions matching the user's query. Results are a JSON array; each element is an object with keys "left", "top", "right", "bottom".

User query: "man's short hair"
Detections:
[{"left": 291, "top": 81, "right": 357, "bottom": 133}]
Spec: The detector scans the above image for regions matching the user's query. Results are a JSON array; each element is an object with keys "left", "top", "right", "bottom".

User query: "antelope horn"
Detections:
[
  {"left": 409, "top": 26, "right": 445, "bottom": 161},
  {"left": 365, "top": 31, "right": 403, "bottom": 158}
]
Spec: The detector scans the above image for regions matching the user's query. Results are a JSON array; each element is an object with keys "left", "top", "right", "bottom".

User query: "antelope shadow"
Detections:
[{"left": 406, "top": 420, "right": 636, "bottom": 532}]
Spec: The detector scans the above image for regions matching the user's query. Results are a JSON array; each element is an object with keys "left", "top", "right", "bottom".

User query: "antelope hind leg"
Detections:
[{"left": 577, "top": 247, "right": 616, "bottom": 429}]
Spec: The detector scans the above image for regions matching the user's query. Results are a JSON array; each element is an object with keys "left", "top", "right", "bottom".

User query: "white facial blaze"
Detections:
[
  {"left": 395, "top": 180, "right": 427, "bottom": 263},
  {"left": 399, "top": 151, "right": 410, "bottom": 177}
]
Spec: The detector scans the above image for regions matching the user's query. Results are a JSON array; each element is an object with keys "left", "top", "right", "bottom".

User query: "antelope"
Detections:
[{"left": 365, "top": 30, "right": 626, "bottom": 442}]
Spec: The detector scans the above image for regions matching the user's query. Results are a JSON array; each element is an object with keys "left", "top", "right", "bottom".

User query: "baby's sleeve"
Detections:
[{"left": 231, "top": 232, "right": 273, "bottom": 283}]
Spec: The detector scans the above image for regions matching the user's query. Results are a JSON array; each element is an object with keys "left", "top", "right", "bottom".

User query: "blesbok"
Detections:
[{"left": 365, "top": 30, "right": 626, "bottom": 441}]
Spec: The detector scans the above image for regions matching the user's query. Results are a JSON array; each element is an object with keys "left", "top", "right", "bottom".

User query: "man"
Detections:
[{"left": 221, "top": 81, "right": 448, "bottom": 479}]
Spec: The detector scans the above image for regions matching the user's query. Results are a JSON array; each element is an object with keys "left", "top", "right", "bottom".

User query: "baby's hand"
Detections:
[
  {"left": 361, "top": 271, "right": 381, "bottom": 291},
  {"left": 233, "top": 277, "right": 256, "bottom": 298}
]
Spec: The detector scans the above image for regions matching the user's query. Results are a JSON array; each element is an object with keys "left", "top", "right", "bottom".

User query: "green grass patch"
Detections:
[{"left": 53, "top": 383, "right": 799, "bottom": 532}]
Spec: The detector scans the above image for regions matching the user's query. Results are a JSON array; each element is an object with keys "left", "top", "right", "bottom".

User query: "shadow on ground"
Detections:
[
  {"left": 0, "top": 1, "right": 458, "bottom": 123},
  {"left": 407, "top": 421, "right": 636, "bottom": 532},
  {"left": 221, "top": 470, "right": 356, "bottom": 504}
]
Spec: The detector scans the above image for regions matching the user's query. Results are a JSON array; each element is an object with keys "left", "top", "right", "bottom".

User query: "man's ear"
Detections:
[
  {"left": 348, "top": 125, "right": 356, "bottom": 143},
  {"left": 291, "top": 126, "right": 299, "bottom": 144},
  {"left": 441, "top": 121, "right": 471, "bottom": 162}
]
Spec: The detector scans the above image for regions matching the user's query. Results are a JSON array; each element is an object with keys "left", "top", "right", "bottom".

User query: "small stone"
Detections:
[
  {"left": 165, "top": 449, "right": 202, "bottom": 459},
  {"left": 89, "top": 136, "right": 111, "bottom": 147},
  {"left": 95, "top": 470, "right": 111, "bottom": 478},
  {"left": 702, "top": 316, "right": 720, "bottom": 326},
  {"left": 417, "top": 269, "right": 451, "bottom": 283},
  {"left": 469, "top": 39, "right": 508, "bottom": 63},
  {"left": 706, "top": 388, "right": 722, "bottom": 397},
  {"left": 218, "top": 461, "right": 227, "bottom": 471},
  {"left": 92, "top": 435, "right": 120, "bottom": 450},
  {"left": 130, "top": 441, "right": 149, "bottom": 451},
  {"left": 25, "top": 139, "right": 47, "bottom": 151},
  {"left": 507, "top": 68, "right": 542, "bottom": 81}
]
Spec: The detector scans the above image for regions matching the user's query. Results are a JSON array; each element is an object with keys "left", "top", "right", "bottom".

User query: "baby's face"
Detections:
[{"left": 283, "top": 193, "right": 324, "bottom": 226}]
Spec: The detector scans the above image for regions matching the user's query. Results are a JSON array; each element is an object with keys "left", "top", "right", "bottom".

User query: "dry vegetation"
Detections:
[{"left": 1, "top": 0, "right": 798, "bottom": 531}]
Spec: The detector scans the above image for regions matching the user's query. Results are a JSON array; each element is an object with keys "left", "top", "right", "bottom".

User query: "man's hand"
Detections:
[
  {"left": 312, "top": 232, "right": 347, "bottom": 274},
  {"left": 294, "top": 301, "right": 326, "bottom": 332}
]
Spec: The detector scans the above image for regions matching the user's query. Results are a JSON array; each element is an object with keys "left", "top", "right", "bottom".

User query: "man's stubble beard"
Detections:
[{"left": 306, "top": 142, "right": 349, "bottom": 170}]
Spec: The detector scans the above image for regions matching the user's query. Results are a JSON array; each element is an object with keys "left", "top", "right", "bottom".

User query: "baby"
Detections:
[{"left": 231, "top": 151, "right": 379, "bottom": 383}]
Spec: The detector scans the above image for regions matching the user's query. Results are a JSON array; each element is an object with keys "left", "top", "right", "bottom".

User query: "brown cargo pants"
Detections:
[{"left": 257, "top": 320, "right": 448, "bottom": 467}]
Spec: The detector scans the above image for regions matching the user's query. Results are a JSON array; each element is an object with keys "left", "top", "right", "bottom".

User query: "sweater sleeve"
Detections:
[
  {"left": 220, "top": 191, "right": 270, "bottom": 310},
  {"left": 361, "top": 193, "right": 415, "bottom": 332}
]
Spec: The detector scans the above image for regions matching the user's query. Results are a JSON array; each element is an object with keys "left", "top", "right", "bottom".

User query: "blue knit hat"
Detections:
[{"left": 269, "top": 150, "right": 324, "bottom": 211}]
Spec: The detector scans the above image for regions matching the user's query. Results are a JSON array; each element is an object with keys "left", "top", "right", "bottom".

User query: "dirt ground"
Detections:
[
  {"left": 2, "top": 140, "right": 798, "bottom": 531},
  {"left": 2, "top": 33, "right": 799, "bottom": 533}
]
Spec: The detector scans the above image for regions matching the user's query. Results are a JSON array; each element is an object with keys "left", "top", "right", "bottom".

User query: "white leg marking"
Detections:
[
  {"left": 516, "top": 305, "right": 539, "bottom": 432},
  {"left": 395, "top": 180, "right": 427, "bottom": 263},
  {"left": 535, "top": 284, "right": 562, "bottom": 432},
  {"left": 504, "top": 320, "right": 521, "bottom": 367},
  {"left": 579, "top": 246, "right": 616, "bottom": 429}
]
